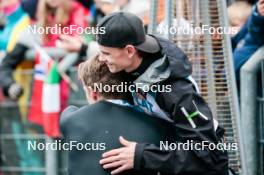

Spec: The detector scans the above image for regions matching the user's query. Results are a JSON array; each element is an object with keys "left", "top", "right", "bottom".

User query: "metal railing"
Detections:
[
  {"left": 240, "top": 46, "right": 264, "bottom": 175},
  {"left": 258, "top": 60, "right": 264, "bottom": 175}
]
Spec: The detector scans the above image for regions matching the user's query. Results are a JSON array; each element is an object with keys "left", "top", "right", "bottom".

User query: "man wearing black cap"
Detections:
[{"left": 97, "top": 12, "right": 229, "bottom": 175}]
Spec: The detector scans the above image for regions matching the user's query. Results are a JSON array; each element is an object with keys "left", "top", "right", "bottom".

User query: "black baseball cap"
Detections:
[{"left": 96, "top": 12, "right": 160, "bottom": 53}]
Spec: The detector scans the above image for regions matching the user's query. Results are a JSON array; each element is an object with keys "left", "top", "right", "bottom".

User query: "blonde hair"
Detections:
[
  {"left": 78, "top": 55, "right": 129, "bottom": 100},
  {"left": 228, "top": 1, "right": 252, "bottom": 27},
  {"left": 36, "top": 0, "right": 71, "bottom": 41}
]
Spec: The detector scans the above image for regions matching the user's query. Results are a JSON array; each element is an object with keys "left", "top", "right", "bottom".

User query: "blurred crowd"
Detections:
[{"left": 0, "top": 0, "right": 157, "bottom": 101}]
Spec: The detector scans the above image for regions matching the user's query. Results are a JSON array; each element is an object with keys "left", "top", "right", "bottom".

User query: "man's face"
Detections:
[{"left": 98, "top": 45, "right": 133, "bottom": 73}]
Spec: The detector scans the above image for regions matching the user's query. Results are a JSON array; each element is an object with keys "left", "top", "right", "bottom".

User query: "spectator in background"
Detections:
[
  {"left": 21, "top": 0, "right": 39, "bottom": 20},
  {"left": 36, "top": 0, "right": 88, "bottom": 46},
  {"left": 247, "top": 0, "right": 259, "bottom": 5},
  {"left": 0, "top": 0, "right": 30, "bottom": 52},
  {"left": 91, "top": 0, "right": 118, "bottom": 25},
  {"left": 228, "top": 1, "right": 252, "bottom": 34},
  {"left": 56, "top": 0, "right": 117, "bottom": 58},
  {"left": 115, "top": 0, "right": 150, "bottom": 20},
  {"left": 56, "top": 34, "right": 99, "bottom": 60},
  {"left": 229, "top": 0, "right": 264, "bottom": 80},
  {"left": 0, "top": 0, "right": 88, "bottom": 100},
  {"left": 0, "top": 0, "right": 89, "bottom": 138},
  {"left": 20, "top": 0, "right": 93, "bottom": 20},
  {"left": 91, "top": 0, "right": 161, "bottom": 27},
  {"left": 57, "top": 0, "right": 153, "bottom": 57},
  {"left": 58, "top": 0, "right": 152, "bottom": 57},
  {"left": 77, "top": 0, "right": 94, "bottom": 9}
]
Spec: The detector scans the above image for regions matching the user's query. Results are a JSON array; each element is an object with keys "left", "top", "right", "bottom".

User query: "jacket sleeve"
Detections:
[
  {"left": 247, "top": 4, "right": 264, "bottom": 46},
  {"left": 0, "top": 43, "right": 28, "bottom": 96},
  {"left": 134, "top": 79, "right": 228, "bottom": 174},
  {"left": 231, "top": 19, "right": 248, "bottom": 50}
]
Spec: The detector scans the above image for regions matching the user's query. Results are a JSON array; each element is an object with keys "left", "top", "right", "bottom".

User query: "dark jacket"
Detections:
[
  {"left": 232, "top": 4, "right": 264, "bottom": 76},
  {"left": 0, "top": 21, "right": 45, "bottom": 95},
  {"left": 0, "top": 43, "right": 28, "bottom": 96},
  {"left": 21, "top": 0, "right": 39, "bottom": 20},
  {"left": 60, "top": 100, "right": 175, "bottom": 175},
  {"left": 131, "top": 36, "right": 229, "bottom": 175}
]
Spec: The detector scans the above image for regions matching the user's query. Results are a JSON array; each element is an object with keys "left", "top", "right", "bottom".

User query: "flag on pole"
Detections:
[
  {"left": 42, "top": 62, "right": 61, "bottom": 137},
  {"left": 28, "top": 45, "right": 69, "bottom": 138},
  {"left": 28, "top": 52, "right": 53, "bottom": 125}
]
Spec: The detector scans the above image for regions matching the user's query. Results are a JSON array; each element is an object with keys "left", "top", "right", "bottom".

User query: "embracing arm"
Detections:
[{"left": 134, "top": 79, "right": 228, "bottom": 174}]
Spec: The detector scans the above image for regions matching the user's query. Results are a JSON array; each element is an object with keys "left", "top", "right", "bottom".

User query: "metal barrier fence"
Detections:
[
  {"left": 240, "top": 46, "right": 264, "bottom": 175},
  {"left": 258, "top": 60, "right": 264, "bottom": 175}
]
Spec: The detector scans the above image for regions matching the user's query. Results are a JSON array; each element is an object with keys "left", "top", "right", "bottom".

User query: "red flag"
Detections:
[
  {"left": 28, "top": 51, "right": 69, "bottom": 138},
  {"left": 42, "top": 77, "right": 69, "bottom": 138},
  {"left": 28, "top": 53, "right": 50, "bottom": 125}
]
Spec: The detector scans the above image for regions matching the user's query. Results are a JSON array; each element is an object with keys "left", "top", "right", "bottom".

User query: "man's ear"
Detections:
[
  {"left": 125, "top": 45, "right": 136, "bottom": 58},
  {"left": 87, "top": 86, "right": 99, "bottom": 101},
  {"left": 91, "top": 91, "right": 98, "bottom": 101}
]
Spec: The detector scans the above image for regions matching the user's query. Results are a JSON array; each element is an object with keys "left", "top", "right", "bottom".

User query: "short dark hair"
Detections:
[
  {"left": 78, "top": 55, "right": 129, "bottom": 100},
  {"left": 137, "top": 49, "right": 151, "bottom": 59},
  {"left": 136, "top": 48, "right": 163, "bottom": 59}
]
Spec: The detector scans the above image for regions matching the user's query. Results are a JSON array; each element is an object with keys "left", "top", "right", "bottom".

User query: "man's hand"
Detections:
[
  {"left": 8, "top": 83, "right": 23, "bottom": 100},
  {"left": 257, "top": 0, "right": 264, "bottom": 16},
  {"left": 99, "top": 136, "right": 136, "bottom": 175}
]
